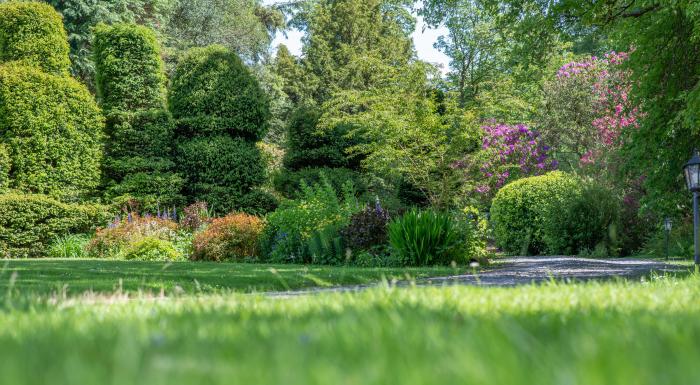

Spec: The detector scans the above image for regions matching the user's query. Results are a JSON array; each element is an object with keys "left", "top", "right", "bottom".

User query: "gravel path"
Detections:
[
  {"left": 426, "top": 256, "right": 687, "bottom": 287},
  {"left": 268, "top": 257, "right": 688, "bottom": 297}
]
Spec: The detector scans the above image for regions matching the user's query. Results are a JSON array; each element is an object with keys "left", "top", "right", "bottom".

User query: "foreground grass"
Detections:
[
  {"left": 0, "top": 259, "right": 459, "bottom": 294},
  {"left": 1, "top": 275, "right": 700, "bottom": 384}
]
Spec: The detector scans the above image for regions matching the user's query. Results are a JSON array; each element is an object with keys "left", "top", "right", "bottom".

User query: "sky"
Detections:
[{"left": 263, "top": 0, "right": 451, "bottom": 72}]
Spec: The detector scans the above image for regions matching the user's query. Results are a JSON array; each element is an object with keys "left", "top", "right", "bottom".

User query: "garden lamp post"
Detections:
[
  {"left": 683, "top": 150, "right": 700, "bottom": 266},
  {"left": 663, "top": 217, "right": 672, "bottom": 260}
]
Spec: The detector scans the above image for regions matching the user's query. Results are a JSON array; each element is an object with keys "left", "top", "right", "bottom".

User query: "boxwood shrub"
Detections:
[
  {"left": 0, "top": 2, "right": 70, "bottom": 75},
  {"left": 490, "top": 171, "right": 580, "bottom": 255},
  {"left": 0, "top": 193, "right": 110, "bottom": 258},
  {"left": 0, "top": 63, "right": 104, "bottom": 199}
]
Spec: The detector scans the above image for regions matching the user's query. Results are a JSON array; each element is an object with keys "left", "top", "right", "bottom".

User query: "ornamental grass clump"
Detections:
[
  {"left": 388, "top": 209, "right": 463, "bottom": 266},
  {"left": 191, "top": 212, "right": 264, "bottom": 262}
]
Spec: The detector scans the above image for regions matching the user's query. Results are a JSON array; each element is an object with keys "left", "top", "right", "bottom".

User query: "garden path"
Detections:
[{"left": 268, "top": 257, "right": 688, "bottom": 296}]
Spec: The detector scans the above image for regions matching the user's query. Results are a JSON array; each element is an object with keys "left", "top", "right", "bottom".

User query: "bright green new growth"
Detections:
[
  {"left": 0, "top": 2, "right": 70, "bottom": 75},
  {"left": 0, "top": 64, "right": 104, "bottom": 199},
  {"left": 169, "top": 45, "right": 270, "bottom": 141},
  {"left": 0, "top": 193, "right": 109, "bottom": 258},
  {"left": 93, "top": 23, "right": 167, "bottom": 111}
]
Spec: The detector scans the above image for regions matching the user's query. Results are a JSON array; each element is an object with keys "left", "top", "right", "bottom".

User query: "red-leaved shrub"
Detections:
[{"left": 192, "top": 212, "right": 264, "bottom": 261}]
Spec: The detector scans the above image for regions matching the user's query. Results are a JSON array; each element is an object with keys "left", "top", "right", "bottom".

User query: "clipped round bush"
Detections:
[
  {"left": 388, "top": 209, "right": 463, "bottom": 266},
  {"left": 490, "top": 171, "right": 581, "bottom": 255},
  {"left": 169, "top": 45, "right": 270, "bottom": 140},
  {"left": 121, "top": 237, "right": 182, "bottom": 261},
  {"left": 0, "top": 193, "right": 110, "bottom": 258},
  {"left": 542, "top": 181, "right": 621, "bottom": 256},
  {"left": 273, "top": 167, "right": 366, "bottom": 199},
  {"left": 0, "top": 2, "right": 70, "bottom": 75},
  {"left": 192, "top": 212, "right": 264, "bottom": 261},
  {"left": 0, "top": 64, "right": 104, "bottom": 199},
  {"left": 176, "top": 135, "right": 266, "bottom": 213},
  {"left": 93, "top": 23, "right": 167, "bottom": 111}
]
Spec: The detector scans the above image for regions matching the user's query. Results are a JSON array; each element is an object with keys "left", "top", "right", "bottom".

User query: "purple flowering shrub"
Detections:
[
  {"left": 340, "top": 200, "right": 391, "bottom": 252},
  {"left": 458, "top": 123, "right": 557, "bottom": 200}
]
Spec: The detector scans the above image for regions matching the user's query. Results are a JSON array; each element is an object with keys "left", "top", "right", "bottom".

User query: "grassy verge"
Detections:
[
  {"left": 1, "top": 275, "right": 699, "bottom": 384},
  {"left": 0, "top": 259, "right": 460, "bottom": 295}
]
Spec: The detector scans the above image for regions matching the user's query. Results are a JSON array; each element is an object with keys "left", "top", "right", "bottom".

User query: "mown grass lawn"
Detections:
[
  {"left": 1, "top": 273, "right": 699, "bottom": 385},
  {"left": 0, "top": 259, "right": 460, "bottom": 295}
]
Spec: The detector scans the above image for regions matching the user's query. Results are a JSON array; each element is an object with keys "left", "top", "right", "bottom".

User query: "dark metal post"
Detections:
[
  {"left": 665, "top": 226, "right": 669, "bottom": 261},
  {"left": 694, "top": 192, "right": 700, "bottom": 266}
]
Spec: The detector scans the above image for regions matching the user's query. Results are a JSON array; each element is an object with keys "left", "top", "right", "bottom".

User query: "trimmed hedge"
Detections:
[
  {"left": 93, "top": 23, "right": 167, "bottom": 111},
  {"left": 176, "top": 136, "right": 266, "bottom": 213},
  {"left": 0, "top": 193, "right": 110, "bottom": 258},
  {"left": 0, "top": 2, "right": 70, "bottom": 75},
  {"left": 0, "top": 143, "right": 8, "bottom": 190},
  {"left": 169, "top": 45, "right": 270, "bottom": 141},
  {"left": 490, "top": 171, "right": 580, "bottom": 255},
  {"left": 94, "top": 24, "right": 183, "bottom": 209},
  {"left": 0, "top": 63, "right": 104, "bottom": 199}
]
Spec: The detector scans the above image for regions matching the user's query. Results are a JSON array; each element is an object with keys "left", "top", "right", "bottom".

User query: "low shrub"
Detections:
[
  {"left": 192, "top": 212, "right": 264, "bottom": 261},
  {"left": 542, "top": 181, "right": 621, "bottom": 256},
  {"left": 306, "top": 224, "right": 348, "bottom": 265},
  {"left": 261, "top": 175, "right": 360, "bottom": 263},
  {"left": 340, "top": 201, "right": 391, "bottom": 253},
  {"left": 0, "top": 193, "right": 109, "bottom": 258},
  {"left": 121, "top": 236, "right": 184, "bottom": 261},
  {"left": 181, "top": 202, "right": 211, "bottom": 232},
  {"left": 47, "top": 234, "right": 91, "bottom": 259},
  {"left": 490, "top": 171, "right": 580, "bottom": 255},
  {"left": 87, "top": 213, "right": 180, "bottom": 258},
  {"left": 388, "top": 209, "right": 464, "bottom": 266}
]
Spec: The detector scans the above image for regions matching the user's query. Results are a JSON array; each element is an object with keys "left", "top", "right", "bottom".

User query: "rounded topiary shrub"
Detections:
[
  {"left": 169, "top": 45, "right": 270, "bottom": 140},
  {"left": 0, "top": 2, "right": 70, "bottom": 75},
  {"left": 0, "top": 193, "right": 110, "bottom": 258},
  {"left": 490, "top": 171, "right": 581, "bottom": 255},
  {"left": 93, "top": 23, "right": 167, "bottom": 111},
  {"left": 0, "top": 64, "right": 104, "bottom": 199},
  {"left": 176, "top": 136, "right": 266, "bottom": 213}
]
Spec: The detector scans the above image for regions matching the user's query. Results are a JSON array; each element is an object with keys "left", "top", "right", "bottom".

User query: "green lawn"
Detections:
[
  {"left": 1, "top": 275, "right": 699, "bottom": 385},
  {"left": 0, "top": 259, "right": 460, "bottom": 295}
]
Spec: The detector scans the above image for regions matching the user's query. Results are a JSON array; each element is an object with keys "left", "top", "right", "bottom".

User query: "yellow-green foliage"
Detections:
[
  {"left": 0, "top": 2, "right": 70, "bottom": 75},
  {"left": 490, "top": 171, "right": 581, "bottom": 255},
  {"left": 0, "top": 143, "right": 8, "bottom": 190},
  {"left": 93, "top": 23, "right": 167, "bottom": 111},
  {"left": 0, "top": 193, "right": 110, "bottom": 258},
  {"left": 0, "top": 64, "right": 104, "bottom": 198}
]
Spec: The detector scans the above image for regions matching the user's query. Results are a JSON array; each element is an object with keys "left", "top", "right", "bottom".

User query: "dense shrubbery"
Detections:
[
  {"left": 542, "top": 182, "right": 621, "bottom": 256},
  {"left": 87, "top": 213, "right": 190, "bottom": 261},
  {"left": 94, "top": 23, "right": 183, "bottom": 210},
  {"left": 169, "top": 45, "right": 270, "bottom": 140},
  {"left": 192, "top": 212, "right": 264, "bottom": 261},
  {"left": 261, "top": 176, "right": 360, "bottom": 263},
  {"left": 491, "top": 172, "right": 623, "bottom": 256},
  {"left": 491, "top": 172, "right": 580, "bottom": 255},
  {"left": 0, "top": 64, "right": 104, "bottom": 199},
  {"left": 176, "top": 136, "right": 266, "bottom": 213},
  {"left": 0, "top": 2, "right": 70, "bottom": 75},
  {"left": 0, "top": 193, "right": 109, "bottom": 258},
  {"left": 170, "top": 45, "right": 270, "bottom": 214},
  {"left": 341, "top": 201, "right": 391, "bottom": 252},
  {"left": 273, "top": 167, "right": 366, "bottom": 199}
]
